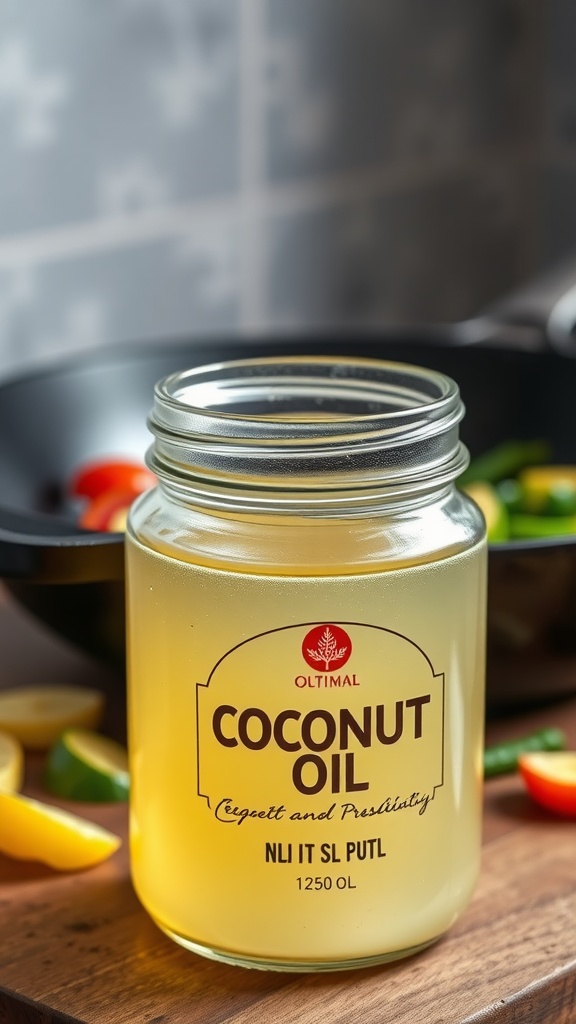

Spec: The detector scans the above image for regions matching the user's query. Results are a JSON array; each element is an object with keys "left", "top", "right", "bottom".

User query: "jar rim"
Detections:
[
  {"left": 151, "top": 355, "right": 462, "bottom": 444},
  {"left": 147, "top": 356, "right": 468, "bottom": 514}
]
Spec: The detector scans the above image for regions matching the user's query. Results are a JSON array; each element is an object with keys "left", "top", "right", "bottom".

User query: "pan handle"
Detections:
[
  {"left": 482, "top": 254, "right": 576, "bottom": 356},
  {"left": 547, "top": 282, "right": 576, "bottom": 354}
]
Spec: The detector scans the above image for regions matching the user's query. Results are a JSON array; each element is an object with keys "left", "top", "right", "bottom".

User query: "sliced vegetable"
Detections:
[
  {"left": 462, "top": 481, "right": 509, "bottom": 542},
  {"left": 518, "top": 751, "right": 576, "bottom": 817},
  {"left": 543, "top": 484, "right": 576, "bottom": 517},
  {"left": 459, "top": 443, "right": 576, "bottom": 543},
  {"left": 518, "top": 466, "right": 576, "bottom": 516},
  {"left": 0, "top": 686, "right": 104, "bottom": 750},
  {"left": 0, "top": 790, "right": 121, "bottom": 869},
  {"left": 459, "top": 440, "right": 550, "bottom": 486},
  {"left": 495, "top": 478, "right": 524, "bottom": 514},
  {"left": 509, "top": 512, "right": 576, "bottom": 540},
  {"left": 70, "top": 458, "right": 156, "bottom": 501},
  {"left": 0, "top": 730, "right": 24, "bottom": 792},
  {"left": 45, "top": 729, "right": 129, "bottom": 802},
  {"left": 78, "top": 489, "right": 134, "bottom": 532},
  {"left": 483, "top": 726, "right": 566, "bottom": 778}
]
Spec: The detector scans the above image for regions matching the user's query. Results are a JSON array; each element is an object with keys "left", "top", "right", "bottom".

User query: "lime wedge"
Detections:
[
  {"left": 44, "top": 729, "right": 129, "bottom": 802},
  {"left": 0, "top": 686, "right": 104, "bottom": 750},
  {"left": 0, "top": 730, "right": 24, "bottom": 792},
  {"left": 0, "top": 790, "right": 121, "bottom": 870}
]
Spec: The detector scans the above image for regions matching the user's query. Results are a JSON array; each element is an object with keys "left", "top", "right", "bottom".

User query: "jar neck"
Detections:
[{"left": 147, "top": 356, "right": 469, "bottom": 515}]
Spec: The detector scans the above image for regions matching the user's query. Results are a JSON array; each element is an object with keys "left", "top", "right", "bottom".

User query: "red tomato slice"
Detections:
[
  {"left": 518, "top": 751, "right": 576, "bottom": 817},
  {"left": 70, "top": 458, "right": 156, "bottom": 500},
  {"left": 79, "top": 489, "right": 135, "bottom": 532}
]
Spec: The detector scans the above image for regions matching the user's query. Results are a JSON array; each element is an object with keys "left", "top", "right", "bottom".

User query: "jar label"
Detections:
[{"left": 196, "top": 621, "right": 444, "bottom": 825}]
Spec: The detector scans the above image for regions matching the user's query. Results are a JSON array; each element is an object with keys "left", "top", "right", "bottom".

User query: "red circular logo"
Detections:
[{"left": 302, "top": 624, "right": 352, "bottom": 672}]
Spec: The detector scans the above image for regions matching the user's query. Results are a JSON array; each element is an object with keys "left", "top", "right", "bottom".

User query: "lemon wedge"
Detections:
[
  {"left": 0, "top": 730, "right": 24, "bottom": 792},
  {"left": 0, "top": 686, "right": 104, "bottom": 750},
  {"left": 45, "top": 729, "right": 129, "bottom": 802},
  {"left": 0, "top": 790, "right": 121, "bottom": 869}
]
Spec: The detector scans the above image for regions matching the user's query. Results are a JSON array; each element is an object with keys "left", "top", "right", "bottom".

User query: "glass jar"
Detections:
[{"left": 125, "top": 355, "right": 487, "bottom": 972}]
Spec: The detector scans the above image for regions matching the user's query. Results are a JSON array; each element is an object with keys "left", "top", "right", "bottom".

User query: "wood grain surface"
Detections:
[{"left": 1, "top": 590, "right": 576, "bottom": 1024}]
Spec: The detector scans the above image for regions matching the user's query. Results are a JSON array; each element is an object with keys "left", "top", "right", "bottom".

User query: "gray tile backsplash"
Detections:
[
  {"left": 541, "top": 0, "right": 576, "bottom": 266},
  {"left": 540, "top": 164, "right": 576, "bottom": 266},
  {"left": 546, "top": 0, "right": 576, "bottom": 145},
  {"left": 0, "top": 0, "right": 240, "bottom": 235},
  {"left": 0, "top": 223, "right": 242, "bottom": 369},
  {"left": 264, "top": 0, "right": 539, "bottom": 182},
  {"left": 265, "top": 157, "right": 533, "bottom": 328},
  {"left": 0, "top": 0, "right": 564, "bottom": 375}
]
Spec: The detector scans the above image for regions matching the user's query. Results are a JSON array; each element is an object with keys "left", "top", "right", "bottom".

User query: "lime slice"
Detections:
[
  {"left": 45, "top": 729, "right": 129, "bottom": 802},
  {"left": 0, "top": 686, "right": 105, "bottom": 750},
  {"left": 0, "top": 790, "right": 121, "bottom": 870},
  {"left": 0, "top": 730, "right": 24, "bottom": 792}
]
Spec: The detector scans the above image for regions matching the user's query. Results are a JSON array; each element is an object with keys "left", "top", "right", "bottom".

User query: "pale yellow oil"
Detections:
[{"left": 126, "top": 526, "right": 486, "bottom": 970}]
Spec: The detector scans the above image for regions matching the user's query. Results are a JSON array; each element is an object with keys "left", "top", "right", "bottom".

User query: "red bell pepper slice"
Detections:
[
  {"left": 518, "top": 751, "right": 576, "bottom": 817},
  {"left": 69, "top": 458, "right": 156, "bottom": 501}
]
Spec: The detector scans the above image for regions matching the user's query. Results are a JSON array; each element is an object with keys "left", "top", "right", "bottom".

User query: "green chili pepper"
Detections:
[
  {"left": 484, "top": 727, "right": 567, "bottom": 778},
  {"left": 459, "top": 440, "right": 551, "bottom": 487},
  {"left": 509, "top": 513, "right": 576, "bottom": 539}
]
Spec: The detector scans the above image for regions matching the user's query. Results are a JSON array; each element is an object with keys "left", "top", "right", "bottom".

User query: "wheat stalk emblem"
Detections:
[{"left": 306, "top": 626, "right": 349, "bottom": 671}]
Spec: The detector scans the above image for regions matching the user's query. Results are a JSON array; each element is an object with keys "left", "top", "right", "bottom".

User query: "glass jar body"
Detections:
[
  {"left": 125, "top": 356, "right": 487, "bottom": 971},
  {"left": 124, "top": 356, "right": 483, "bottom": 970}
]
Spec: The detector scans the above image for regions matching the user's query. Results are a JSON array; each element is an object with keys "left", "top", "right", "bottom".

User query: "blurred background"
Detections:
[{"left": 0, "top": 0, "right": 573, "bottom": 375}]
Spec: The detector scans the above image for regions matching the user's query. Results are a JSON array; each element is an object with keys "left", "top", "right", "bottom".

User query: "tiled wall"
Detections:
[
  {"left": 0, "top": 0, "right": 545, "bottom": 375},
  {"left": 542, "top": 0, "right": 576, "bottom": 265}
]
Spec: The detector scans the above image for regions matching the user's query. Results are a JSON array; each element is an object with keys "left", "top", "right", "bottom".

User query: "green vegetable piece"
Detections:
[
  {"left": 545, "top": 483, "right": 576, "bottom": 516},
  {"left": 509, "top": 513, "right": 576, "bottom": 539},
  {"left": 495, "top": 478, "right": 524, "bottom": 513},
  {"left": 484, "top": 727, "right": 567, "bottom": 778},
  {"left": 459, "top": 440, "right": 551, "bottom": 487},
  {"left": 518, "top": 466, "right": 576, "bottom": 515}
]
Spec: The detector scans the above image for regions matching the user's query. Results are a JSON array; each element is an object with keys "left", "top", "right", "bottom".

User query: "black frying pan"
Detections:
[{"left": 2, "top": 267, "right": 576, "bottom": 712}]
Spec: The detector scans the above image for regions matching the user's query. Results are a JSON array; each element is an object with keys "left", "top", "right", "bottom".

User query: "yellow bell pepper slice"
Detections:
[{"left": 519, "top": 466, "right": 576, "bottom": 515}]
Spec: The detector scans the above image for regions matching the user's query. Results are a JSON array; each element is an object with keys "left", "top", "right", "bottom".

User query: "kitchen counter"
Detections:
[{"left": 1, "top": 590, "right": 575, "bottom": 1024}]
